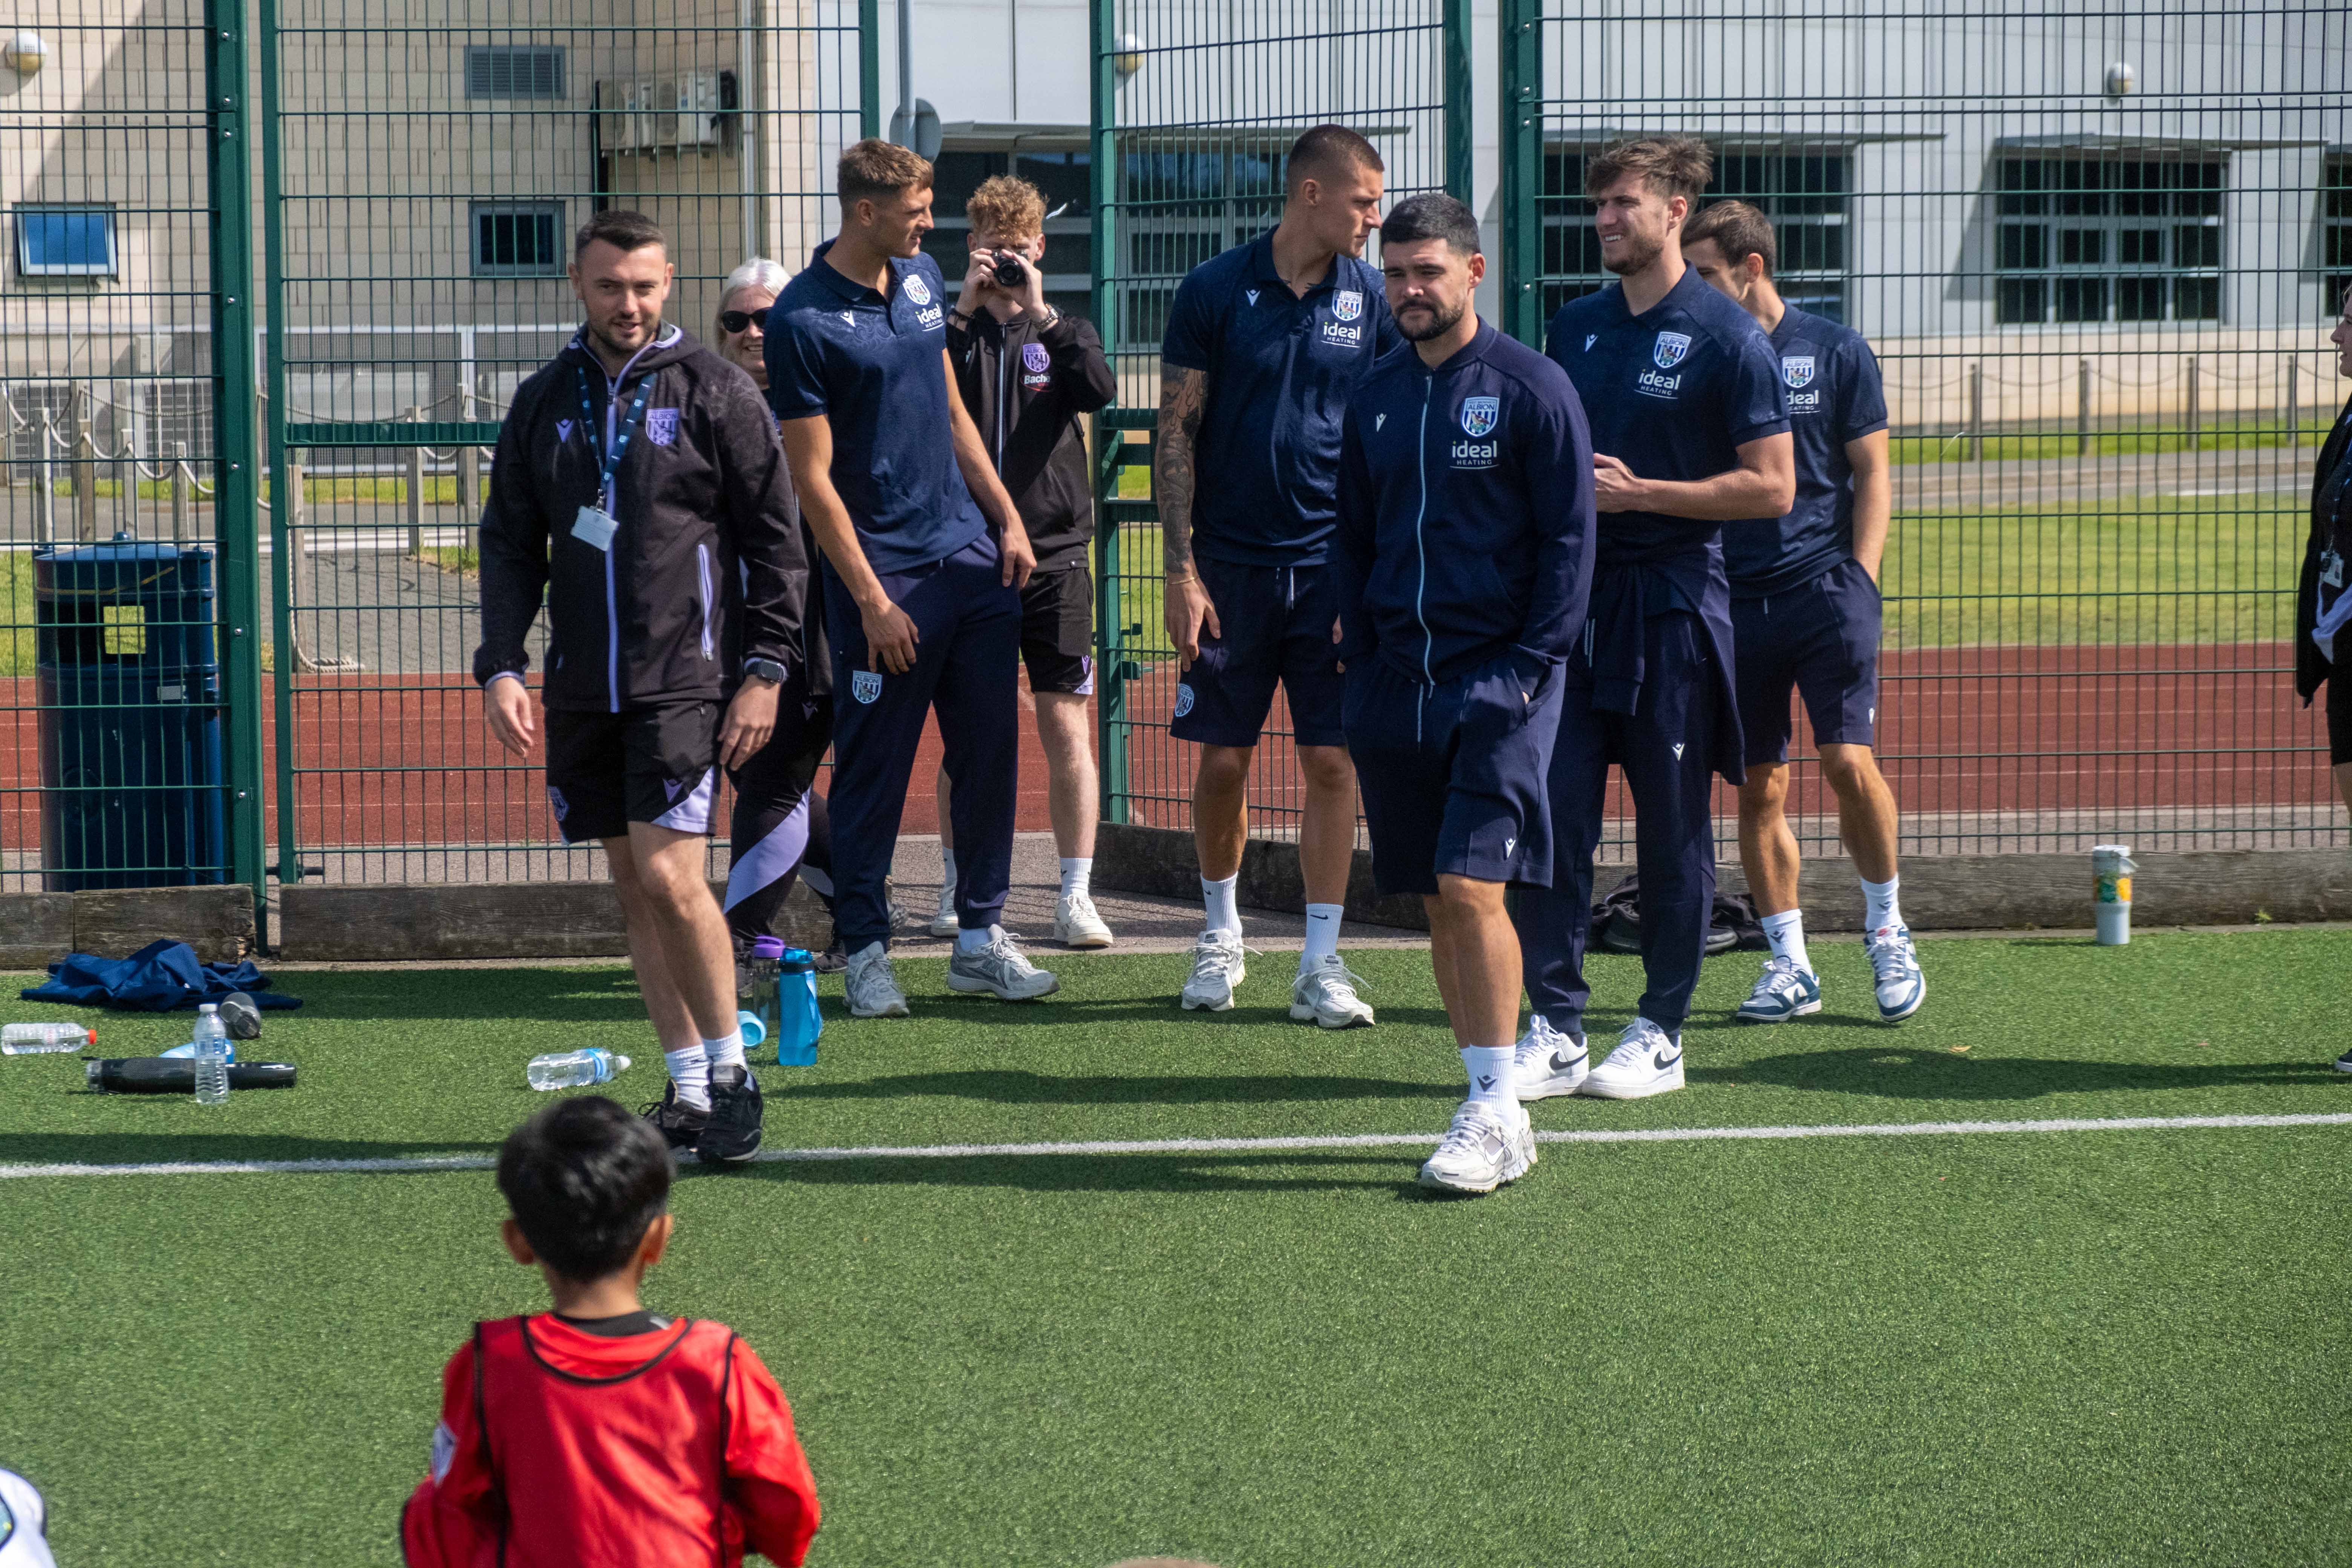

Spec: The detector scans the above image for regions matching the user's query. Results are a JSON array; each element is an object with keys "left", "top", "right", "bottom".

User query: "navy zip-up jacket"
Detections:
[{"left": 1332, "top": 320, "right": 1597, "bottom": 686}]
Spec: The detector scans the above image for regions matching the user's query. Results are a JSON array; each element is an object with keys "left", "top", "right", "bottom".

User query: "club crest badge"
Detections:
[
  {"left": 903, "top": 272, "right": 933, "bottom": 306},
  {"left": 556, "top": 419, "right": 574, "bottom": 444},
  {"left": 1653, "top": 331, "right": 1692, "bottom": 369},
  {"left": 1334, "top": 289, "right": 1364, "bottom": 322},
  {"left": 851, "top": 670, "right": 883, "bottom": 704},
  {"left": 1021, "top": 342, "right": 1051, "bottom": 375},
  {"left": 1460, "top": 396, "right": 1500, "bottom": 438},
  {"left": 1173, "top": 683, "right": 1196, "bottom": 719},
  {"left": 645, "top": 407, "right": 678, "bottom": 446},
  {"left": 1781, "top": 355, "right": 1816, "bottom": 390}
]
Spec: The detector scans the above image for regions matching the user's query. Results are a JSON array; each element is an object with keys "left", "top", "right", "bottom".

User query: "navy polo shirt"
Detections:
[
  {"left": 1722, "top": 306, "right": 1889, "bottom": 597},
  {"left": 1161, "top": 231, "right": 1402, "bottom": 567},
  {"left": 765, "top": 242, "right": 986, "bottom": 574},
  {"left": 1544, "top": 268, "right": 1788, "bottom": 603}
]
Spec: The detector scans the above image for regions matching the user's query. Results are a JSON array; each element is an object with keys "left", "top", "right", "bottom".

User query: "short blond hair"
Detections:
[
  {"left": 967, "top": 174, "right": 1047, "bottom": 243},
  {"left": 837, "top": 138, "right": 933, "bottom": 206}
]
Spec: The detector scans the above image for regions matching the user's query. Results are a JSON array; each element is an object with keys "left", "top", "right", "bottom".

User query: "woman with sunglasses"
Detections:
[
  {"left": 715, "top": 258, "right": 843, "bottom": 974},
  {"left": 2294, "top": 281, "right": 2352, "bottom": 1073}
]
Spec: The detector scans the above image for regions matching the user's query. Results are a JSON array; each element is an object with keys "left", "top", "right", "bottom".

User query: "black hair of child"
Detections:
[{"left": 496, "top": 1095, "right": 674, "bottom": 1282}]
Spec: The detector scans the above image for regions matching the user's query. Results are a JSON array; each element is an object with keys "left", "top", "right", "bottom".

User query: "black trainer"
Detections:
[
  {"left": 697, "top": 1064, "right": 765, "bottom": 1165},
  {"left": 642, "top": 1081, "right": 709, "bottom": 1153},
  {"left": 2335, "top": 1046, "right": 2352, "bottom": 1074},
  {"left": 813, "top": 936, "right": 848, "bottom": 975}
]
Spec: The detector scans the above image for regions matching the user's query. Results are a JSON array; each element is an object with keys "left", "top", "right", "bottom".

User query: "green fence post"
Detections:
[
  {"left": 859, "top": 0, "right": 883, "bottom": 139},
  {"left": 1498, "top": 0, "right": 1543, "bottom": 345},
  {"left": 1444, "top": 0, "right": 1473, "bottom": 206},
  {"left": 256, "top": 0, "right": 299, "bottom": 893},
  {"left": 1090, "top": 0, "right": 1128, "bottom": 825},
  {"left": 206, "top": 0, "right": 266, "bottom": 929}
]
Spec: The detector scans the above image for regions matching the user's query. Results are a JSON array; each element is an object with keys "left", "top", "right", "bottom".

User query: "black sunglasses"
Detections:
[{"left": 719, "top": 306, "right": 771, "bottom": 334}]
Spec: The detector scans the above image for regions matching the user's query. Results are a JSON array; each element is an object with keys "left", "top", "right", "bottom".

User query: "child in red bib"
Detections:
[{"left": 402, "top": 1096, "right": 819, "bottom": 1568}]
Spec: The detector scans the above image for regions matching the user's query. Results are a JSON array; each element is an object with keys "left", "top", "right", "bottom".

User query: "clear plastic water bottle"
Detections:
[
  {"left": 746, "top": 937, "right": 784, "bottom": 1047},
  {"left": 774, "top": 948, "right": 822, "bottom": 1067},
  {"left": 526, "top": 1048, "right": 631, "bottom": 1090},
  {"left": 1, "top": 1022, "right": 95, "bottom": 1055},
  {"left": 193, "top": 1004, "right": 230, "bottom": 1106}
]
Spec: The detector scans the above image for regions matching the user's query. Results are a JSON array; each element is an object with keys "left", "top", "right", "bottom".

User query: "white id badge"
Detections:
[{"left": 571, "top": 505, "right": 618, "bottom": 552}]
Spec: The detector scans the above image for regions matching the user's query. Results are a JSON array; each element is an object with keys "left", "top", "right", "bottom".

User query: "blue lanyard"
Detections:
[{"left": 576, "top": 364, "right": 657, "bottom": 501}]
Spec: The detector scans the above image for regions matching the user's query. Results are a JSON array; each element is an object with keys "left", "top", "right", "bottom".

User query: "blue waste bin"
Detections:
[{"left": 36, "top": 531, "right": 225, "bottom": 890}]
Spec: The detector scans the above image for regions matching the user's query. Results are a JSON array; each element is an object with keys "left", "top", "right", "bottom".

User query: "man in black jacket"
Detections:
[
  {"left": 932, "top": 174, "right": 1120, "bottom": 949},
  {"left": 475, "top": 209, "right": 807, "bottom": 1162}
]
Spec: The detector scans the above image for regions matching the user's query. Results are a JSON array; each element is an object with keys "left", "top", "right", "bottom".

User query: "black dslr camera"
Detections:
[{"left": 990, "top": 252, "right": 1029, "bottom": 288}]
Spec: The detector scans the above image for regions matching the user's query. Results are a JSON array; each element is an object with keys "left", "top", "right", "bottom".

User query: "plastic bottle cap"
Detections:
[
  {"left": 751, "top": 937, "right": 787, "bottom": 959},
  {"left": 613, "top": 1055, "right": 631, "bottom": 1071}
]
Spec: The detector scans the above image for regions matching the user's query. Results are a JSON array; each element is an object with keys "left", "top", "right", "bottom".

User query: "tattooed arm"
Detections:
[{"left": 1155, "top": 365, "right": 1219, "bottom": 665}]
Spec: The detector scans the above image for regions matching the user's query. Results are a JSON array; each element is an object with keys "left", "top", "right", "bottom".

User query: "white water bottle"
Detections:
[
  {"left": 527, "top": 1048, "right": 631, "bottom": 1090},
  {"left": 193, "top": 1004, "right": 230, "bottom": 1105},
  {"left": 1, "top": 1022, "right": 94, "bottom": 1055}
]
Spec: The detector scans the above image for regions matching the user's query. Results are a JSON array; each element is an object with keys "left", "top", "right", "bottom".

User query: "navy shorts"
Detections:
[
  {"left": 543, "top": 699, "right": 718, "bottom": 844},
  {"left": 1731, "top": 557, "right": 1881, "bottom": 767},
  {"left": 1171, "top": 557, "right": 1346, "bottom": 748},
  {"left": 1343, "top": 651, "right": 1564, "bottom": 897}
]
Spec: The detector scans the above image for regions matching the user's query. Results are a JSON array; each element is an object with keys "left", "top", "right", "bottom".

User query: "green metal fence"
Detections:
[
  {"left": 1089, "top": 0, "right": 1473, "bottom": 836},
  {"left": 0, "top": 0, "right": 265, "bottom": 914},
  {"left": 258, "top": 0, "right": 871, "bottom": 888},
  {"left": 1497, "top": 3, "right": 2350, "bottom": 859}
]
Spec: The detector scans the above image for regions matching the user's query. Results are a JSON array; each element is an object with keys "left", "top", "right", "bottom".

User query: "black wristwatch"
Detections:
[{"left": 742, "top": 657, "right": 788, "bottom": 686}]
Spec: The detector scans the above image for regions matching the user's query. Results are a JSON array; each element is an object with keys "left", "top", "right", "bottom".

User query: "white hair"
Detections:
[{"left": 720, "top": 257, "right": 790, "bottom": 308}]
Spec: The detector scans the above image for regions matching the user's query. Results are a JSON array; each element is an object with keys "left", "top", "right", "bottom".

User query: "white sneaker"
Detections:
[
  {"left": 945, "top": 929, "right": 1060, "bottom": 1001},
  {"left": 1736, "top": 955, "right": 1822, "bottom": 1023},
  {"left": 1180, "top": 928, "right": 1248, "bottom": 1011},
  {"left": 1290, "top": 953, "right": 1375, "bottom": 1029},
  {"left": 926, "top": 883, "right": 959, "bottom": 939},
  {"left": 1053, "top": 890, "right": 1115, "bottom": 948},
  {"left": 1416, "top": 1098, "right": 1537, "bottom": 1194},
  {"left": 1579, "top": 1016, "right": 1686, "bottom": 1099},
  {"left": 1513, "top": 1016, "right": 1590, "bottom": 1101},
  {"left": 1866, "top": 925, "right": 1926, "bottom": 1022},
  {"left": 844, "top": 940, "right": 910, "bottom": 1018}
]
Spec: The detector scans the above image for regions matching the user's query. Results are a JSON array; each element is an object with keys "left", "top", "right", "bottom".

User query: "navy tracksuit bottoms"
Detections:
[
  {"left": 1513, "top": 610, "right": 1718, "bottom": 1036},
  {"left": 822, "top": 535, "right": 1022, "bottom": 951}
]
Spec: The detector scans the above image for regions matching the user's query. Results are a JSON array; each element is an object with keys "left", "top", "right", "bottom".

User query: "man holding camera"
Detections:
[{"left": 932, "top": 175, "right": 1121, "bottom": 949}]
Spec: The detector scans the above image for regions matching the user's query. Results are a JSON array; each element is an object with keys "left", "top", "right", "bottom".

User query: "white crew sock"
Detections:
[
  {"left": 1761, "top": 909, "right": 1812, "bottom": 975},
  {"left": 703, "top": 1029, "right": 746, "bottom": 1072},
  {"left": 1300, "top": 903, "right": 1343, "bottom": 971},
  {"left": 937, "top": 846, "right": 959, "bottom": 911},
  {"left": 1060, "top": 857, "right": 1092, "bottom": 899},
  {"left": 956, "top": 922, "right": 998, "bottom": 955},
  {"left": 1462, "top": 1045, "right": 1515, "bottom": 1106},
  {"left": 1862, "top": 875, "right": 1902, "bottom": 934},
  {"left": 1202, "top": 874, "right": 1240, "bottom": 934},
  {"left": 663, "top": 1045, "right": 712, "bottom": 1112}
]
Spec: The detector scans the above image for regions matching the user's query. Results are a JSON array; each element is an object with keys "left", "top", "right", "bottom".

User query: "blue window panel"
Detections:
[{"left": 17, "top": 208, "right": 116, "bottom": 276}]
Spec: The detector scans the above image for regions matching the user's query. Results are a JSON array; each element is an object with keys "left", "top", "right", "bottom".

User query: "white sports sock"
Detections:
[
  {"left": 663, "top": 1045, "right": 712, "bottom": 1112},
  {"left": 703, "top": 1030, "right": 746, "bottom": 1072},
  {"left": 1300, "top": 903, "right": 1343, "bottom": 970},
  {"left": 1202, "top": 874, "right": 1240, "bottom": 934},
  {"left": 1761, "top": 908, "right": 1811, "bottom": 975},
  {"left": 1462, "top": 1045, "right": 1514, "bottom": 1106},
  {"left": 1862, "top": 875, "right": 1902, "bottom": 934},
  {"left": 956, "top": 923, "right": 997, "bottom": 955},
  {"left": 1060, "top": 857, "right": 1092, "bottom": 899}
]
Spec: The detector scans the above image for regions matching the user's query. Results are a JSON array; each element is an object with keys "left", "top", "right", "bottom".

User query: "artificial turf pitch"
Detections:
[{"left": 3, "top": 929, "right": 2348, "bottom": 1566}]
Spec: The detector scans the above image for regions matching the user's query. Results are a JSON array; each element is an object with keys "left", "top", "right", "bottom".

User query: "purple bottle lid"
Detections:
[{"left": 751, "top": 936, "right": 787, "bottom": 959}]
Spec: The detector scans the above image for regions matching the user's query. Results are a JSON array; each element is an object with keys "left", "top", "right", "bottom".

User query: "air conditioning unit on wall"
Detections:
[{"left": 596, "top": 71, "right": 735, "bottom": 154}]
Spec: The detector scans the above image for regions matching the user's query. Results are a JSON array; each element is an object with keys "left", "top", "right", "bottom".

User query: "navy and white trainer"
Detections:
[
  {"left": 1580, "top": 1016, "right": 1686, "bottom": 1100},
  {"left": 1513, "top": 1015, "right": 1590, "bottom": 1101},
  {"left": 1737, "top": 956, "right": 1822, "bottom": 1023},
  {"left": 2334, "top": 1045, "right": 2352, "bottom": 1074},
  {"left": 1865, "top": 925, "right": 1926, "bottom": 1022}
]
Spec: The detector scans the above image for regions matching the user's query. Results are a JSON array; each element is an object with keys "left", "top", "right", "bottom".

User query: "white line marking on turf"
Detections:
[{"left": 2, "top": 1112, "right": 2345, "bottom": 1179}]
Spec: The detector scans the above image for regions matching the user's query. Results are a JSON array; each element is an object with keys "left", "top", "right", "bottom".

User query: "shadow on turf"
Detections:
[
  {"left": 279, "top": 971, "right": 650, "bottom": 1023},
  {"left": 1699, "top": 1046, "right": 2336, "bottom": 1099},
  {"left": 700, "top": 1149, "right": 1429, "bottom": 1195},
  {"left": 789, "top": 1069, "right": 1455, "bottom": 1106},
  {"left": 0, "top": 1132, "right": 498, "bottom": 1165}
]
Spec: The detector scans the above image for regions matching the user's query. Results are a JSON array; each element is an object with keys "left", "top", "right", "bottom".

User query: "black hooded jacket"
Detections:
[
  {"left": 944, "top": 306, "right": 1117, "bottom": 569},
  {"left": 474, "top": 325, "right": 806, "bottom": 712},
  {"left": 2293, "top": 391, "right": 2352, "bottom": 703}
]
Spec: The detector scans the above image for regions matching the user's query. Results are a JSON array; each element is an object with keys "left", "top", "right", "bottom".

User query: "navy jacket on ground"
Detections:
[{"left": 1332, "top": 320, "right": 1597, "bottom": 686}]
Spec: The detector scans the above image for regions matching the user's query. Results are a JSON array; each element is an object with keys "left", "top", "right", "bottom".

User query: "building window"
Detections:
[
  {"left": 922, "top": 149, "right": 1096, "bottom": 329},
  {"left": 1994, "top": 156, "right": 2225, "bottom": 325},
  {"left": 1539, "top": 149, "right": 1850, "bottom": 323},
  {"left": 470, "top": 202, "right": 564, "bottom": 277},
  {"left": 15, "top": 207, "right": 117, "bottom": 277},
  {"left": 2323, "top": 155, "right": 2352, "bottom": 318},
  {"left": 466, "top": 45, "right": 565, "bottom": 100}
]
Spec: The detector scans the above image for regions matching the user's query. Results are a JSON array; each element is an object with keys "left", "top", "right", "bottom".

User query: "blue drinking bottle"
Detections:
[{"left": 774, "top": 947, "right": 822, "bottom": 1066}]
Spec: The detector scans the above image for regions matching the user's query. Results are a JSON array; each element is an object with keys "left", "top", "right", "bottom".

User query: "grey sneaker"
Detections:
[
  {"left": 844, "top": 940, "right": 910, "bottom": 1018},
  {"left": 1053, "top": 890, "right": 1115, "bottom": 948},
  {"left": 1416, "top": 1098, "right": 1537, "bottom": 1194},
  {"left": 1290, "top": 953, "right": 1375, "bottom": 1028},
  {"left": 946, "top": 929, "right": 1060, "bottom": 1001},
  {"left": 1180, "top": 928, "right": 1249, "bottom": 1011}
]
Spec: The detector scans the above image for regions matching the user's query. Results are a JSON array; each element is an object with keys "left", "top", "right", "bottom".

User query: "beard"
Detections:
[
  {"left": 1602, "top": 227, "right": 1664, "bottom": 276},
  {"left": 1398, "top": 294, "right": 1467, "bottom": 343}
]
